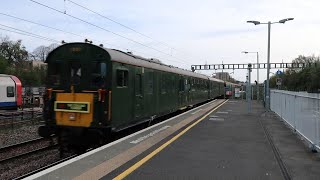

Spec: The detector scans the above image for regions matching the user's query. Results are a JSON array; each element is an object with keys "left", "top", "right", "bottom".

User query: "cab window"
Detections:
[
  {"left": 92, "top": 62, "right": 107, "bottom": 87},
  {"left": 100, "top": 63, "right": 107, "bottom": 77},
  {"left": 7, "top": 86, "right": 14, "bottom": 97},
  {"left": 71, "top": 63, "right": 81, "bottom": 85}
]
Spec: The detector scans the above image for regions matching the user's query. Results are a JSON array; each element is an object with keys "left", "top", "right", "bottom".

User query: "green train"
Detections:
[{"left": 38, "top": 42, "right": 235, "bottom": 149}]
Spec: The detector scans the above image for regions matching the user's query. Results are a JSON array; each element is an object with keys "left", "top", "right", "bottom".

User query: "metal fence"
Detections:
[
  {"left": 0, "top": 108, "right": 43, "bottom": 130},
  {"left": 270, "top": 90, "right": 320, "bottom": 151}
]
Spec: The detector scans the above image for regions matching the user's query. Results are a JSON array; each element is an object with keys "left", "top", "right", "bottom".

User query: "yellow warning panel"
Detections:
[{"left": 55, "top": 93, "right": 94, "bottom": 127}]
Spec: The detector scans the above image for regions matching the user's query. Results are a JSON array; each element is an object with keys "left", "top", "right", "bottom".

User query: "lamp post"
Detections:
[
  {"left": 247, "top": 18, "right": 294, "bottom": 110},
  {"left": 242, "top": 51, "right": 259, "bottom": 101}
]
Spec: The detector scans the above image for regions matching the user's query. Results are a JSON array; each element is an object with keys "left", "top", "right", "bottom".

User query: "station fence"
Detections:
[
  {"left": 270, "top": 90, "right": 320, "bottom": 151},
  {"left": 0, "top": 109, "right": 43, "bottom": 130}
]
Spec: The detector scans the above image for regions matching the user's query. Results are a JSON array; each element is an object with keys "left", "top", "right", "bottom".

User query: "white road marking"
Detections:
[
  {"left": 209, "top": 115, "right": 219, "bottom": 118},
  {"left": 130, "top": 126, "right": 171, "bottom": 144}
]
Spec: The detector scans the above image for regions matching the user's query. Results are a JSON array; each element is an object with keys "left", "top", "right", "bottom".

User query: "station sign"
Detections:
[
  {"left": 276, "top": 78, "right": 282, "bottom": 86},
  {"left": 276, "top": 70, "right": 283, "bottom": 75}
]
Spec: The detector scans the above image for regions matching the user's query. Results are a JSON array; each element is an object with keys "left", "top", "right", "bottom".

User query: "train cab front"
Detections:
[{"left": 38, "top": 42, "right": 112, "bottom": 147}]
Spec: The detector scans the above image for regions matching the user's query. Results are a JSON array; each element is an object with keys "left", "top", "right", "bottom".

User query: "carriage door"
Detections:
[
  {"left": 178, "top": 76, "right": 183, "bottom": 106},
  {"left": 134, "top": 69, "right": 143, "bottom": 119}
]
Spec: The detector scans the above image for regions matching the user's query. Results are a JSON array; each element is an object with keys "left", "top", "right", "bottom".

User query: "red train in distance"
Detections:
[{"left": 0, "top": 74, "right": 22, "bottom": 109}]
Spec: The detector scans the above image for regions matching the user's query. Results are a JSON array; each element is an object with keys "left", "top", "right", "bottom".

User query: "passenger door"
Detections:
[
  {"left": 178, "top": 76, "right": 188, "bottom": 107},
  {"left": 134, "top": 69, "right": 143, "bottom": 119},
  {"left": 178, "top": 76, "right": 184, "bottom": 107}
]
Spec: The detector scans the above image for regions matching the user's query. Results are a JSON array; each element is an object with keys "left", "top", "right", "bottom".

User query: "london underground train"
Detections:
[{"left": 0, "top": 74, "right": 22, "bottom": 109}]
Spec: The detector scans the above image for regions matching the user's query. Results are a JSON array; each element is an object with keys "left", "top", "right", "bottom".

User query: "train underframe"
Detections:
[{"left": 39, "top": 125, "right": 112, "bottom": 156}]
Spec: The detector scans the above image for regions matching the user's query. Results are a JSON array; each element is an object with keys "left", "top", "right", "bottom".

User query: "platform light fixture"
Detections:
[{"left": 247, "top": 18, "right": 294, "bottom": 110}]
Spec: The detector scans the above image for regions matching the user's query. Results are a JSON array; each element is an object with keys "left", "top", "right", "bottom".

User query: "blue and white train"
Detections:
[{"left": 0, "top": 74, "right": 22, "bottom": 109}]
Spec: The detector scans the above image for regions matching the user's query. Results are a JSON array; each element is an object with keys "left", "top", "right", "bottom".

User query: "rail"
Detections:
[
  {"left": 0, "top": 137, "right": 44, "bottom": 150},
  {"left": 0, "top": 144, "right": 59, "bottom": 163},
  {"left": 14, "top": 154, "right": 78, "bottom": 180},
  {"left": 0, "top": 137, "right": 57, "bottom": 163}
]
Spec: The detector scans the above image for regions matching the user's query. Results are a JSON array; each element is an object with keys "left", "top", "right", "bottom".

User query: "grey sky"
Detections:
[{"left": 1, "top": 0, "right": 319, "bottom": 82}]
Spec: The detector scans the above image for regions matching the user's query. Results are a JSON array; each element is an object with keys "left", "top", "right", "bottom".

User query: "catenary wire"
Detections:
[
  {"left": 0, "top": 24, "right": 163, "bottom": 62},
  {"left": 29, "top": 0, "right": 191, "bottom": 65},
  {"left": 0, "top": 13, "right": 173, "bottom": 62},
  {"left": 66, "top": 0, "right": 197, "bottom": 60},
  {"left": 0, "top": 12, "right": 123, "bottom": 49},
  {"left": 66, "top": 0, "right": 201, "bottom": 62},
  {"left": 0, "top": 24, "right": 60, "bottom": 43},
  {"left": 0, "top": 27, "right": 58, "bottom": 43}
]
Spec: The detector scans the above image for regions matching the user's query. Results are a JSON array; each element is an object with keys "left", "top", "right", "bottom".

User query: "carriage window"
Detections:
[
  {"left": 117, "top": 70, "right": 128, "bottom": 87},
  {"left": 185, "top": 79, "right": 191, "bottom": 91},
  {"left": 7, "top": 86, "right": 14, "bottom": 97}
]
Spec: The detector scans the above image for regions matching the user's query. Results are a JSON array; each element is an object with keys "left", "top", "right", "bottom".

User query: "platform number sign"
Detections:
[{"left": 276, "top": 78, "right": 282, "bottom": 86}]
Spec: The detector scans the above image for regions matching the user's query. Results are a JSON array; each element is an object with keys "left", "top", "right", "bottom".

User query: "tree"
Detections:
[
  {"left": 30, "top": 45, "right": 47, "bottom": 61},
  {"left": 273, "top": 55, "right": 320, "bottom": 92},
  {"left": 0, "top": 35, "right": 49, "bottom": 86},
  {"left": 31, "top": 43, "right": 59, "bottom": 61},
  {"left": 0, "top": 55, "right": 8, "bottom": 73},
  {"left": 0, "top": 36, "right": 28, "bottom": 65}
]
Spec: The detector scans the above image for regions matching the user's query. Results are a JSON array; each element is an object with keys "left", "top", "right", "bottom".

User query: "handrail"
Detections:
[{"left": 271, "top": 90, "right": 320, "bottom": 100}]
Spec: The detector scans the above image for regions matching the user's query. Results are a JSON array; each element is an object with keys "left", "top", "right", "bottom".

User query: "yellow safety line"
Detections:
[{"left": 113, "top": 99, "right": 229, "bottom": 180}]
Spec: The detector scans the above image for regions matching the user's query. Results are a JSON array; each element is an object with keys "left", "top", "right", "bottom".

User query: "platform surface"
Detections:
[
  {"left": 106, "top": 100, "right": 320, "bottom": 180},
  {"left": 26, "top": 99, "right": 224, "bottom": 180},
  {"left": 26, "top": 100, "right": 320, "bottom": 180}
]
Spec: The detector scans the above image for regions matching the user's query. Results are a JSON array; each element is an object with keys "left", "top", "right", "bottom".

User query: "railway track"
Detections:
[
  {"left": 14, "top": 154, "right": 78, "bottom": 180},
  {"left": 0, "top": 136, "right": 57, "bottom": 163}
]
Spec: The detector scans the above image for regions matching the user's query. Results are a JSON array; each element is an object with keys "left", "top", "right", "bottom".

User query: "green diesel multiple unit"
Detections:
[{"left": 39, "top": 42, "right": 230, "bottom": 147}]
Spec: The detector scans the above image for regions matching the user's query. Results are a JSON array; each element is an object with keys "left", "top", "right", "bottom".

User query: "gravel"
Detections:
[
  {"left": 0, "top": 124, "right": 42, "bottom": 148},
  {"left": 0, "top": 149, "right": 60, "bottom": 180}
]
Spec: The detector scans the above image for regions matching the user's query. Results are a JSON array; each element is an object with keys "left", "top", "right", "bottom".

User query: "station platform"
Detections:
[{"left": 25, "top": 100, "right": 320, "bottom": 180}]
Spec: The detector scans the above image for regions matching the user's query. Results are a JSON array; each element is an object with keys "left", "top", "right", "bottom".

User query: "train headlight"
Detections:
[{"left": 68, "top": 113, "right": 76, "bottom": 121}]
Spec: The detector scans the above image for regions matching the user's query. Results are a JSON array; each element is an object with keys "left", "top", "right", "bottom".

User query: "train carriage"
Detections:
[
  {"left": 225, "top": 81, "right": 241, "bottom": 99},
  {"left": 39, "top": 42, "right": 231, "bottom": 149},
  {"left": 0, "top": 74, "right": 22, "bottom": 109}
]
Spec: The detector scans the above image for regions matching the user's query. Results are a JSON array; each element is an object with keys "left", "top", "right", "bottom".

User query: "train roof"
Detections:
[
  {"left": 105, "top": 48, "right": 212, "bottom": 80},
  {"left": 0, "top": 74, "right": 13, "bottom": 77},
  {"left": 48, "top": 43, "right": 238, "bottom": 84}
]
